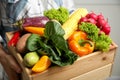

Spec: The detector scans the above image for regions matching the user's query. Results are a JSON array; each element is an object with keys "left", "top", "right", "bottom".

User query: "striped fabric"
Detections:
[
  {"left": 0, "top": 0, "right": 74, "bottom": 80},
  {"left": 0, "top": 0, "right": 65, "bottom": 44}
]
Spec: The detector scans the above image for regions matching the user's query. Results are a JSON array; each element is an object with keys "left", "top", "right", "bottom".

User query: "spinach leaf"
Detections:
[
  {"left": 26, "top": 34, "right": 41, "bottom": 51},
  {"left": 44, "top": 21, "right": 68, "bottom": 50},
  {"left": 38, "top": 39, "right": 61, "bottom": 61},
  {"left": 44, "top": 21, "right": 78, "bottom": 66},
  {"left": 44, "top": 20, "right": 65, "bottom": 39},
  {"left": 49, "top": 50, "right": 78, "bottom": 66}
]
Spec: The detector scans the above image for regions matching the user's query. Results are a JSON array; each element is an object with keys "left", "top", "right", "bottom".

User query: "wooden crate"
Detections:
[
  {"left": 71, "top": 64, "right": 112, "bottom": 80},
  {"left": 6, "top": 32, "right": 118, "bottom": 80}
]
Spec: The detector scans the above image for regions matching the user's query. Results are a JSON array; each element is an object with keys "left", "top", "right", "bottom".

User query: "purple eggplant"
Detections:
[
  {"left": 13, "top": 16, "right": 50, "bottom": 30},
  {"left": 22, "top": 16, "right": 50, "bottom": 27}
]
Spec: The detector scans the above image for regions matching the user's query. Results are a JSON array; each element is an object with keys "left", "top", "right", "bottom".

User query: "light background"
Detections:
[{"left": 73, "top": 0, "right": 120, "bottom": 77}]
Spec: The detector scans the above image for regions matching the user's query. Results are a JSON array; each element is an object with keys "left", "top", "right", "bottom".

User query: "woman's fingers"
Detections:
[
  {"left": 5, "top": 55, "right": 22, "bottom": 73},
  {"left": 0, "top": 54, "right": 21, "bottom": 80}
]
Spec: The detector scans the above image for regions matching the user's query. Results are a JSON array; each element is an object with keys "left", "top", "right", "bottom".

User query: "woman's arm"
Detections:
[{"left": 0, "top": 43, "right": 22, "bottom": 80}]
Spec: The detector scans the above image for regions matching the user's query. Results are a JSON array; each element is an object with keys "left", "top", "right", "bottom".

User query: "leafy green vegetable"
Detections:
[
  {"left": 44, "top": 21, "right": 68, "bottom": 51},
  {"left": 44, "top": 21, "right": 78, "bottom": 66},
  {"left": 95, "top": 33, "right": 112, "bottom": 52},
  {"left": 79, "top": 22, "right": 99, "bottom": 41},
  {"left": 26, "top": 21, "right": 78, "bottom": 67},
  {"left": 44, "top": 20, "right": 65, "bottom": 39},
  {"left": 26, "top": 34, "right": 41, "bottom": 51},
  {"left": 79, "top": 22, "right": 112, "bottom": 52},
  {"left": 44, "top": 7, "right": 69, "bottom": 24}
]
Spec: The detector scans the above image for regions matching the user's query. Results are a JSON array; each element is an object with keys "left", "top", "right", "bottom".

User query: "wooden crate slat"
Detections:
[{"left": 71, "top": 64, "right": 112, "bottom": 80}]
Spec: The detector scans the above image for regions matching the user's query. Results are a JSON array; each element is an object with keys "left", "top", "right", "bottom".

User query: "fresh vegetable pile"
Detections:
[{"left": 8, "top": 7, "right": 112, "bottom": 74}]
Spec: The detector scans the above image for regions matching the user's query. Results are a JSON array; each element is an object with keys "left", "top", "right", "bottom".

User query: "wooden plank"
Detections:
[{"left": 71, "top": 64, "right": 112, "bottom": 80}]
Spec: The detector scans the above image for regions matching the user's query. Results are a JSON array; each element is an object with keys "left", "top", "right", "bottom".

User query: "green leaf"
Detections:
[
  {"left": 26, "top": 34, "right": 41, "bottom": 51},
  {"left": 52, "top": 35, "right": 68, "bottom": 51},
  {"left": 43, "top": 20, "right": 78, "bottom": 66},
  {"left": 44, "top": 20, "right": 68, "bottom": 50},
  {"left": 79, "top": 22, "right": 99, "bottom": 41},
  {"left": 44, "top": 20, "right": 65, "bottom": 39}
]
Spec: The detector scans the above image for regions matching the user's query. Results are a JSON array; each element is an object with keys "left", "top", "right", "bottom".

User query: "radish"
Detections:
[
  {"left": 102, "top": 27, "right": 111, "bottom": 35},
  {"left": 89, "top": 12, "right": 98, "bottom": 20},
  {"left": 78, "top": 12, "right": 111, "bottom": 35},
  {"left": 86, "top": 13, "right": 90, "bottom": 18},
  {"left": 86, "top": 12, "right": 98, "bottom": 20},
  {"left": 101, "top": 23, "right": 111, "bottom": 35},
  {"left": 87, "top": 18, "right": 97, "bottom": 24},
  {"left": 97, "top": 14, "right": 105, "bottom": 20},
  {"left": 97, "top": 19, "right": 107, "bottom": 28},
  {"left": 78, "top": 17, "right": 88, "bottom": 23}
]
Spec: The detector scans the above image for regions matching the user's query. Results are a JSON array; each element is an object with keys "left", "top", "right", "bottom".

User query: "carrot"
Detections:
[
  {"left": 24, "top": 27, "right": 45, "bottom": 36},
  {"left": 32, "top": 55, "right": 51, "bottom": 73}
]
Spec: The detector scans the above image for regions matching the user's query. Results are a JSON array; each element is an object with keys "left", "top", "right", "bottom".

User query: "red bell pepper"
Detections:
[{"left": 8, "top": 31, "right": 21, "bottom": 46}]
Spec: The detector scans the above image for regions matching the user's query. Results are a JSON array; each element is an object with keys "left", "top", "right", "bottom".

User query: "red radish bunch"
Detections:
[{"left": 79, "top": 12, "right": 111, "bottom": 35}]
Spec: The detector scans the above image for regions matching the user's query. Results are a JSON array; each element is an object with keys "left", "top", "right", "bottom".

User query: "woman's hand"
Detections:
[{"left": 0, "top": 43, "right": 22, "bottom": 80}]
